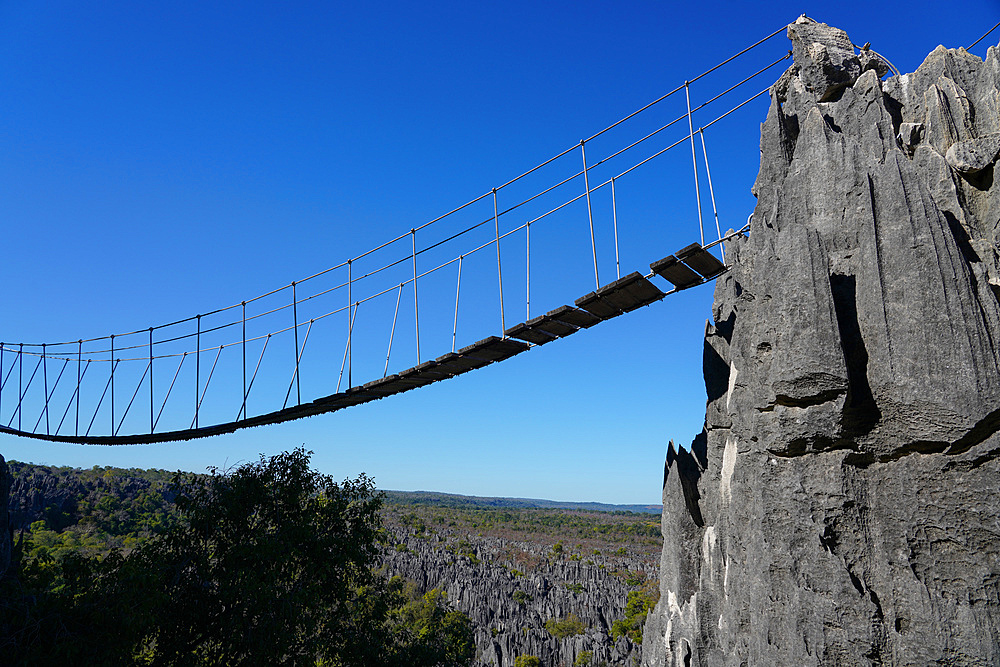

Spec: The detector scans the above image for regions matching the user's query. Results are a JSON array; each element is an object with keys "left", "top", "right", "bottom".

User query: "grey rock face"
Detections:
[
  {"left": 0, "top": 455, "right": 10, "bottom": 580},
  {"left": 383, "top": 527, "right": 649, "bottom": 667},
  {"left": 947, "top": 132, "right": 1000, "bottom": 174},
  {"left": 643, "top": 18, "right": 1000, "bottom": 667}
]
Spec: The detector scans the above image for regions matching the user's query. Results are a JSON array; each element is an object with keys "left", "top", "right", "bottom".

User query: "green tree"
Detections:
[
  {"left": 385, "top": 580, "right": 475, "bottom": 666},
  {"left": 545, "top": 612, "right": 587, "bottom": 639},
  {"left": 5, "top": 448, "right": 393, "bottom": 665},
  {"left": 611, "top": 584, "right": 659, "bottom": 644},
  {"left": 514, "top": 656, "right": 541, "bottom": 667}
]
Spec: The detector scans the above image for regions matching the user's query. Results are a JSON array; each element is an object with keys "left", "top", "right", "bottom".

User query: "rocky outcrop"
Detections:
[
  {"left": 5, "top": 461, "right": 173, "bottom": 533},
  {"left": 0, "top": 455, "right": 11, "bottom": 580},
  {"left": 384, "top": 527, "right": 649, "bottom": 666},
  {"left": 643, "top": 17, "right": 1000, "bottom": 666}
]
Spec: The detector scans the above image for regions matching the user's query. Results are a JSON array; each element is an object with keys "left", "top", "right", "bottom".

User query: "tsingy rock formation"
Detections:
[
  {"left": 0, "top": 455, "right": 10, "bottom": 581},
  {"left": 643, "top": 17, "right": 1000, "bottom": 666}
]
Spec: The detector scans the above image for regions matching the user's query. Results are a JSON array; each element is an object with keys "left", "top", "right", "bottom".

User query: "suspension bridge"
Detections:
[{"left": 0, "top": 25, "right": 802, "bottom": 445}]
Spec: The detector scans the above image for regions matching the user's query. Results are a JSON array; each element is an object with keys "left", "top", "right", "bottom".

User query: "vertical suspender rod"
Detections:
[
  {"left": 493, "top": 189, "right": 505, "bottom": 335},
  {"left": 685, "top": 81, "right": 705, "bottom": 246},
  {"left": 77, "top": 341, "right": 81, "bottom": 436},
  {"left": 241, "top": 302, "right": 247, "bottom": 420},
  {"left": 411, "top": 230, "right": 420, "bottom": 364},
  {"left": 292, "top": 282, "right": 300, "bottom": 406},
  {"left": 348, "top": 260, "right": 352, "bottom": 390},
  {"left": 453, "top": 256, "right": 463, "bottom": 353},
  {"left": 41, "top": 343, "right": 48, "bottom": 434},
  {"left": 699, "top": 129, "right": 724, "bottom": 261},
  {"left": 110, "top": 335, "right": 115, "bottom": 436},
  {"left": 195, "top": 316, "right": 201, "bottom": 429},
  {"left": 149, "top": 329, "right": 154, "bottom": 434},
  {"left": 385, "top": 283, "right": 403, "bottom": 378},
  {"left": 526, "top": 222, "right": 531, "bottom": 321},
  {"left": 580, "top": 141, "right": 600, "bottom": 289},
  {"left": 611, "top": 177, "right": 621, "bottom": 280}
]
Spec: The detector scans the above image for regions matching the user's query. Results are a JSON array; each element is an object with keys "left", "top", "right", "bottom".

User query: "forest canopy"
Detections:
[{"left": 0, "top": 448, "right": 474, "bottom": 666}]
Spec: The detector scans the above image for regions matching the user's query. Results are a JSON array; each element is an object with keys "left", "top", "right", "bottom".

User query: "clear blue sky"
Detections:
[{"left": 1, "top": 1, "right": 997, "bottom": 504}]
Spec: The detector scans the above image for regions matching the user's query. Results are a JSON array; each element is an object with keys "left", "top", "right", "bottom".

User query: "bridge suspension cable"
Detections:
[{"left": 0, "top": 23, "right": 801, "bottom": 444}]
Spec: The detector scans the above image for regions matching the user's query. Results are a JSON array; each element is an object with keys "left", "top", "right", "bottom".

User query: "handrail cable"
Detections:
[
  {"left": 2, "top": 85, "right": 772, "bottom": 365},
  {"left": 5, "top": 24, "right": 787, "bottom": 350}
]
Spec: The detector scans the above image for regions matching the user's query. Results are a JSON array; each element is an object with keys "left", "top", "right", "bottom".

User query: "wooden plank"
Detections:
[
  {"left": 574, "top": 291, "right": 623, "bottom": 319},
  {"left": 529, "top": 314, "right": 577, "bottom": 338},
  {"left": 362, "top": 375, "right": 408, "bottom": 396},
  {"left": 547, "top": 305, "right": 600, "bottom": 329},
  {"left": 650, "top": 255, "right": 702, "bottom": 289},
  {"left": 338, "top": 389, "right": 381, "bottom": 406},
  {"left": 596, "top": 272, "right": 664, "bottom": 312},
  {"left": 676, "top": 243, "right": 726, "bottom": 278},
  {"left": 414, "top": 360, "right": 454, "bottom": 379},
  {"left": 616, "top": 272, "right": 666, "bottom": 305},
  {"left": 505, "top": 321, "right": 556, "bottom": 345},
  {"left": 434, "top": 352, "right": 491, "bottom": 374},
  {"left": 596, "top": 282, "right": 644, "bottom": 312},
  {"left": 392, "top": 366, "right": 439, "bottom": 387},
  {"left": 459, "top": 336, "right": 530, "bottom": 362}
]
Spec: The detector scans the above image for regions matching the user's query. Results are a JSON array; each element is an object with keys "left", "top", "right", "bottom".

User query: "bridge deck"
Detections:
[{"left": 0, "top": 242, "right": 728, "bottom": 445}]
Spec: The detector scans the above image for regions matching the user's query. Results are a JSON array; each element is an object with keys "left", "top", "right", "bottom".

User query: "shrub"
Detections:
[
  {"left": 545, "top": 612, "right": 586, "bottom": 639},
  {"left": 624, "top": 572, "right": 645, "bottom": 587},
  {"left": 611, "top": 584, "right": 659, "bottom": 644},
  {"left": 514, "top": 656, "right": 541, "bottom": 667}
]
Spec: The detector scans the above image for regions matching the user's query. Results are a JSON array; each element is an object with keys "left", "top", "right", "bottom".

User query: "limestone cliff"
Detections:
[
  {"left": 0, "top": 455, "right": 10, "bottom": 581},
  {"left": 643, "top": 17, "right": 1000, "bottom": 666},
  {"left": 384, "top": 526, "right": 648, "bottom": 667}
]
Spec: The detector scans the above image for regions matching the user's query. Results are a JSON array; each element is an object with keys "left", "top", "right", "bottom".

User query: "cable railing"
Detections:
[{"left": 0, "top": 23, "right": 794, "bottom": 443}]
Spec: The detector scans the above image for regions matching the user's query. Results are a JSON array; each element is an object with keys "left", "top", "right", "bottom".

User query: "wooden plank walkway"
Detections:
[{"left": 0, "top": 243, "right": 727, "bottom": 445}]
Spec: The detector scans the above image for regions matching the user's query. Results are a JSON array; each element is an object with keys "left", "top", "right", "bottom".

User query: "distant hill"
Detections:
[
  {"left": 384, "top": 489, "right": 661, "bottom": 514},
  {"left": 4, "top": 460, "right": 662, "bottom": 518}
]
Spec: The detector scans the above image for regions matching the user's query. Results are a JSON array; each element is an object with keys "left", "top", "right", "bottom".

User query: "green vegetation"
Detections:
[
  {"left": 565, "top": 582, "right": 585, "bottom": 594},
  {"left": 383, "top": 491, "right": 659, "bottom": 515},
  {"left": 624, "top": 572, "right": 645, "bottom": 587},
  {"left": 388, "top": 580, "right": 475, "bottom": 666},
  {"left": 453, "top": 538, "right": 479, "bottom": 564},
  {"left": 384, "top": 505, "right": 661, "bottom": 548},
  {"left": 573, "top": 650, "right": 608, "bottom": 667},
  {"left": 381, "top": 502, "right": 662, "bottom": 573},
  {"left": 545, "top": 612, "right": 587, "bottom": 639},
  {"left": 512, "top": 590, "right": 532, "bottom": 605},
  {"left": 514, "top": 656, "right": 542, "bottom": 667},
  {"left": 611, "top": 582, "right": 660, "bottom": 644},
  {"left": 1, "top": 448, "right": 474, "bottom": 666},
  {"left": 7, "top": 461, "right": 178, "bottom": 559}
]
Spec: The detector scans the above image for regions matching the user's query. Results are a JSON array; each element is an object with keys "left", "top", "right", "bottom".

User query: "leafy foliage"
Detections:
[
  {"left": 386, "top": 580, "right": 475, "bottom": 666},
  {"left": 7, "top": 461, "right": 178, "bottom": 558},
  {"left": 514, "top": 656, "right": 541, "bottom": 667},
  {"left": 2, "top": 448, "right": 474, "bottom": 666},
  {"left": 384, "top": 504, "right": 661, "bottom": 548},
  {"left": 544, "top": 612, "right": 587, "bottom": 639},
  {"left": 610, "top": 582, "right": 659, "bottom": 644}
]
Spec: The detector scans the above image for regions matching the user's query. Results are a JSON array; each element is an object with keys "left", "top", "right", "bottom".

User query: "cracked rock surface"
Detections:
[
  {"left": 0, "top": 456, "right": 10, "bottom": 582},
  {"left": 643, "top": 16, "right": 1000, "bottom": 667}
]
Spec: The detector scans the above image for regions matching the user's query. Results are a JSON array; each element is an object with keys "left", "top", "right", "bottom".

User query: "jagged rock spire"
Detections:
[
  {"left": 643, "top": 18, "right": 1000, "bottom": 666},
  {"left": 0, "top": 456, "right": 11, "bottom": 582}
]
